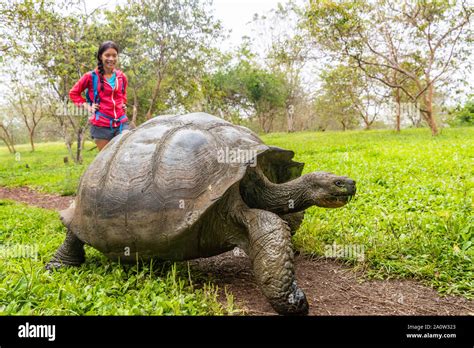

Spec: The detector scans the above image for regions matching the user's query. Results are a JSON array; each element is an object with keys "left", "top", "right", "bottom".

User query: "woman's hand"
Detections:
[
  {"left": 122, "top": 104, "right": 127, "bottom": 112},
  {"left": 85, "top": 103, "right": 99, "bottom": 114}
]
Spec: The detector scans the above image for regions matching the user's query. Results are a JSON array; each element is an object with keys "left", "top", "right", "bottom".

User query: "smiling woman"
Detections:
[{"left": 69, "top": 41, "right": 129, "bottom": 151}]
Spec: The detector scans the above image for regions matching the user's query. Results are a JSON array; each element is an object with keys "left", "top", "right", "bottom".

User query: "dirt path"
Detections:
[
  {"left": 0, "top": 186, "right": 74, "bottom": 210},
  {"left": 191, "top": 252, "right": 473, "bottom": 315},
  {"left": 1, "top": 186, "right": 472, "bottom": 316}
]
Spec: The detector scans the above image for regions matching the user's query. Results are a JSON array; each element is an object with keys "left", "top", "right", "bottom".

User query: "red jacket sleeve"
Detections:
[{"left": 69, "top": 73, "right": 90, "bottom": 106}]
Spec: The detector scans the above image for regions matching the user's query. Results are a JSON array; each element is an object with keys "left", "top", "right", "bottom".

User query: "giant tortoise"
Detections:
[{"left": 47, "top": 112, "right": 356, "bottom": 315}]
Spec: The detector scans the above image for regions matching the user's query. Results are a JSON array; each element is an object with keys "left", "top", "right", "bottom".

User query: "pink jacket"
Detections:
[{"left": 69, "top": 68, "right": 128, "bottom": 128}]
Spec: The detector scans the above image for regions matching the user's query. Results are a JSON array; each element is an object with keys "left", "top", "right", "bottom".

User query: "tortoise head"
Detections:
[{"left": 303, "top": 172, "right": 356, "bottom": 208}]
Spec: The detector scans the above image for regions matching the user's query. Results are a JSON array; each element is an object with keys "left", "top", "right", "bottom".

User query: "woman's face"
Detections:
[{"left": 101, "top": 48, "right": 118, "bottom": 70}]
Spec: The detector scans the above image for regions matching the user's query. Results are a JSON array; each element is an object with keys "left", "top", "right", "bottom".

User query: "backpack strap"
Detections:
[
  {"left": 91, "top": 71, "right": 100, "bottom": 105},
  {"left": 95, "top": 112, "right": 127, "bottom": 133},
  {"left": 84, "top": 70, "right": 100, "bottom": 106}
]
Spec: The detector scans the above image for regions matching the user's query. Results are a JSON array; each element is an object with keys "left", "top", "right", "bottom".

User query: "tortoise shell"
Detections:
[{"left": 67, "top": 113, "right": 303, "bottom": 260}]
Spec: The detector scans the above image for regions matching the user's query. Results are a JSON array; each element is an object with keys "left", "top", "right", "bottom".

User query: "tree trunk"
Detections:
[
  {"left": 287, "top": 104, "right": 295, "bottom": 133},
  {"left": 362, "top": 114, "right": 371, "bottom": 130},
  {"left": 76, "top": 127, "right": 84, "bottom": 164},
  {"left": 258, "top": 113, "right": 266, "bottom": 133},
  {"left": 145, "top": 74, "right": 162, "bottom": 120},
  {"left": 423, "top": 84, "right": 439, "bottom": 136},
  {"left": 62, "top": 121, "right": 75, "bottom": 163},
  {"left": 264, "top": 113, "right": 274, "bottom": 133},
  {"left": 81, "top": 126, "right": 88, "bottom": 153},
  {"left": 29, "top": 130, "right": 35, "bottom": 152},
  {"left": 395, "top": 89, "right": 401, "bottom": 132},
  {"left": 132, "top": 89, "right": 138, "bottom": 126},
  {"left": 265, "top": 120, "right": 273, "bottom": 133},
  {"left": 5, "top": 140, "right": 12, "bottom": 153},
  {"left": 287, "top": 112, "right": 294, "bottom": 133},
  {"left": 0, "top": 125, "right": 16, "bottom": 153},
  {"left": 425, "top": 110, "right": 439, "bottom": 136},
  {"left": 0, "top": 133, "right": 16, "bottom": 153},
  {"left": 1, "top": 137, "right": 14, "bottom": 153},
  {"left": 263, "top": 119, "right": 271, "bottom": 133},
  {"left": 260, "top": 115, "right": 273, "bottom": 133}
]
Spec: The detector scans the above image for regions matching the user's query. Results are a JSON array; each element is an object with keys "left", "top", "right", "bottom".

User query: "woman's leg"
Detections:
[{"left": 95, "top": 139, "right": 109, "bottom": 151}]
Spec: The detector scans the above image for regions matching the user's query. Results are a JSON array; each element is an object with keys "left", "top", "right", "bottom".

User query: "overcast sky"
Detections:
[
  {"left": 85, "top": 0, "right": 282, "bottom": 48},
  {"left": 213, "top": 0, "right": 284, "bottom": 46}
]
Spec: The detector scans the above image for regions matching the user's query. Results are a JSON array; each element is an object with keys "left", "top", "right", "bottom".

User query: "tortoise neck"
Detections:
[{"left": 240, "top": 167, "right": 311, "bottom": 214}]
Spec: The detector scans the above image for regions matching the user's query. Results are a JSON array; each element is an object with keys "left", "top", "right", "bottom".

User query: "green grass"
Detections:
[
  {"left": 0, "top": 200, "right": 237, "bottom": 315},
  {"left": 262, "top": 127, "right": 473, "bottom": 298},
  {"left": 0, "top": 141, "right": 97, "bottom": 196},
  {"left": 0, "top": 127, "right": 472, "bottom": 315}
]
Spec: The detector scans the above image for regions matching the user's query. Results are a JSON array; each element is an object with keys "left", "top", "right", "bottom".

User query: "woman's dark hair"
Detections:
[{"left": 97, "top": 41, "right": 119, "bottom": 92}]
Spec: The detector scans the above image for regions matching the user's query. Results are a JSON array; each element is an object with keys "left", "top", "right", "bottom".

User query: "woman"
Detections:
[{"left": 69, "top": 41, "right": 129, "bottom": 151}]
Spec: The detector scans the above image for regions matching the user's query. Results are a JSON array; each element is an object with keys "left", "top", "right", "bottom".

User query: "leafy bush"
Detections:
[{"left": 447, "top": 99, "right": 474, "bottom": 127}]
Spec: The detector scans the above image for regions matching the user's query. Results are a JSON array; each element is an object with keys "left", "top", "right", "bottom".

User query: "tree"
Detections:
[
  {"left": 305, "top": 0, "right": 473, "bottom": 135},
  {"left": 325, "top": 65, "right": 385, "bottom": 130},
  {"left": 9, "top": 81, "right": 47, "bottom": 151},
  {"left": 251, "top": 2, "right": 313, "bottom": 132},
  {"left": 0, "top": 114, "right": 17, "bottom": 154},
  {"left": 3, "top": 0, "right": 103, "bottom": 162},
  {"left": 200, "top": 46, "right": 289, "bottom": 132},
  {"left": 242, "top": 66, "right": 288, "bottom": 133},
  {"left": 193, "top": 51, "right": 244, "bottom": 120},
  {"left": 316, "top": 66, "right": 360, "bottom": 131},
  {"left": 121, "top": 0, "right": 223, "bottom": 120}
]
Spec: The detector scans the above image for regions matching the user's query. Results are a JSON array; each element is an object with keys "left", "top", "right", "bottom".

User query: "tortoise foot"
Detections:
[
  {"left": 45, "top": 256, "right": 84, "bottom": 271},
  {"left": 272, "top": 281, "right": 309, "bottom": 316}
]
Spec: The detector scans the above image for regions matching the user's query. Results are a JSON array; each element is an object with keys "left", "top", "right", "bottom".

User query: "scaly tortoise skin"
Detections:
[{"left": 47, "top": 112, "right": 356, "bottom": 315}]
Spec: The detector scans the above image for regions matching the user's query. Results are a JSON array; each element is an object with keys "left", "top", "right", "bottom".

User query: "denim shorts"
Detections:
[{"left": 90, "top": 122, "right": 129, "bottom": 141}]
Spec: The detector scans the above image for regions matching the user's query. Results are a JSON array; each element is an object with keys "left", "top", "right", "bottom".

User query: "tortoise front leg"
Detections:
[
  {"left": 280, "top": 211, "right": 305, "bottom": 236},
  {"left": 45, "top": 229, "right": 85, "bottom": 270},
  {"left": 239, "top": 209, "right": 308, "bottom": 315}
]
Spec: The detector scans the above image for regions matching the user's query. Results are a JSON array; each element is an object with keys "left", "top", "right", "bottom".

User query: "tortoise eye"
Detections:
[{"left": 334, "top": 180, "right": 344, "bottom": 187}]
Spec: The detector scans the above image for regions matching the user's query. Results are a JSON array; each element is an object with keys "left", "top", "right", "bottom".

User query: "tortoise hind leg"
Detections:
[
  {"left": 45, "top": 229, "right": 85, "bottom": 270},
  {"left": 238, "top": 208, "right": 308, "bottom": 315}
]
